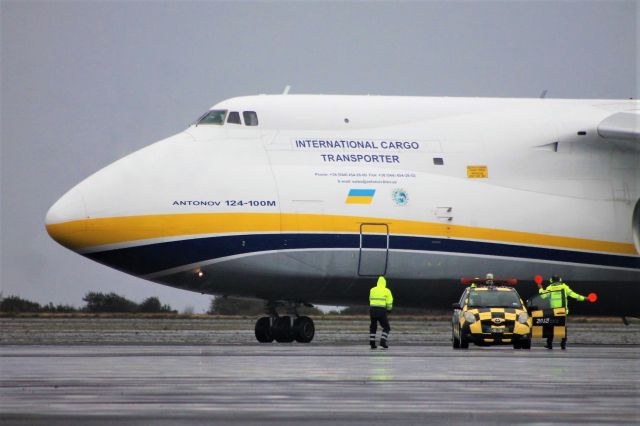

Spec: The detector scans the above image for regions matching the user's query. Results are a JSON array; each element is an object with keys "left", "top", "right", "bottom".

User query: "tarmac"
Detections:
[{"left": 1, "top": 318, "right": 639, "bottom": 425}]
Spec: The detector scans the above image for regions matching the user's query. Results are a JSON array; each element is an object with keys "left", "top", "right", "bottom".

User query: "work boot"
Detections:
[
  {"left": 544, "top": 340, "right": 553, "bottom": 350},
  {"left": 370, "top": 342, "right": 377, "bottom": 349},
  {"left": 560, "top": 338, "right": 567, "bottom": 350},
  {"left": 380, "top": 339, "right": 388, "bottom": 349}
]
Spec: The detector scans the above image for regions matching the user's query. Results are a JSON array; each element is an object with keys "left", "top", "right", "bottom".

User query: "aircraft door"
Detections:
[
  {"left": 526, "top": 291, "right": 567, "bottom": 342},
  {"left": 358, "top": 223, "right": 389, "bottom": 277}
]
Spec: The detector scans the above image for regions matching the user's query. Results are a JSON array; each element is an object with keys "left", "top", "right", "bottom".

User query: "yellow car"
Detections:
[{"left": 452, "top": 285, "right": 532, "bottom": 349}]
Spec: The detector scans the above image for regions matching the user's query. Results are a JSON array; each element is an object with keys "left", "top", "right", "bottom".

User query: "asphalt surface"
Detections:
[
  {"left": 1, "top": 318, "right": 639, "bottom": 425},
  {"left": 2, "top": 316, "right": 638, "bottom": 345}
]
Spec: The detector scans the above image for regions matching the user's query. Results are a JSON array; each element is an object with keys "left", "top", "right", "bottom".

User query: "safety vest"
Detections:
[
  {"left": 369, "top": 276, "right": 393, "bottom": 310},
  {"left": 539, "top": 282, "right": 585, "bottom": 314}
]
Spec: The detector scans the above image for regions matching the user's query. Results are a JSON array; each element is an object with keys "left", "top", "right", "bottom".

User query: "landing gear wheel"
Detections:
[
  {"left": 293, "top": 316, "right": 315, "bottom": 343},
  {"left": 255, "top": 317, "right": 274, "bottom": 343},
  {"left": 460, "top": 333, "right": 469, "bottom": 349},
  {"left": 272, "top": 316, "right": 295, "bottom": 343}
]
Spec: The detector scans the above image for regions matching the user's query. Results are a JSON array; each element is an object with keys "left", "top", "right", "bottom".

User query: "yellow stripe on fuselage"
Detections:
[{"left": 45, "top": 212, "right": 637, "bottom": 255}]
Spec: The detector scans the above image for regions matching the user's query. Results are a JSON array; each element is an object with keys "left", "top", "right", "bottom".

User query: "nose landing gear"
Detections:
[
  {"left": 293, "top": 315, "right": 315, "bottom": 343},
  {"left": 254, "top": 302, "right": 316, "bottom": 343},
  {"left": 254, "top": 317, "right": 274, "bottom": 343}
]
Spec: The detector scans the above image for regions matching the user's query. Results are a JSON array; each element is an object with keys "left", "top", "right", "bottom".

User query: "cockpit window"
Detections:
[
  {"left": 227, "top": 111, "right": 241, "bottom": 124},
  {"left": 243, "top": 111, "right": 259, "bottom": 126},
  {"left": 197, "top": 109, "right": 227, "bottom": 125}
]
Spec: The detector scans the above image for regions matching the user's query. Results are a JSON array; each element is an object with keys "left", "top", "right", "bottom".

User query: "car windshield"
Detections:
[
  {"left": 196, "top": 109, "right": 227, "bottom": 125},
  {"left": 467, "top": 290, "right": 522, "bottom": 308}
]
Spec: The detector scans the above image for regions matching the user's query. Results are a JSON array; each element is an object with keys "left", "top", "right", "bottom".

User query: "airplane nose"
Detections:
[
  {"left": 45, "top": 187, "right": 88, "bottom": 250},
  {"left": 46, "top": 187, "right": 87, "bottom": 224},
  {"left": 45, "top": 132, "right": 191, "bottom": 256}
]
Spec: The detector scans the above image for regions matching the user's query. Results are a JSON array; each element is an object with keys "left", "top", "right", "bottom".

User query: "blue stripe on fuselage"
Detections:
[{"left": 84, "top": 233, "right": 640, "bottom": 277}]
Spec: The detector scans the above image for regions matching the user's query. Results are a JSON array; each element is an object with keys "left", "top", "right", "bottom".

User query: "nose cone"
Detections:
[
  {"left": 46, "top": 132, "right": 193, "bottom": 259},
  {"left": 46, "top": 187, "right": 87, "bottom": 224},
  {"left": 45, "top": 187, "right": 89, "bottom": 250}
]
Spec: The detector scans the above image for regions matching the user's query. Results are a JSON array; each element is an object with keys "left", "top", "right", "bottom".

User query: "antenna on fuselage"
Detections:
[
  {"left": 282, "top": 85, "right": 291, "bottom": 95},
  {"left": 539, "top": 89, "right": 548, "bottom": 99}
]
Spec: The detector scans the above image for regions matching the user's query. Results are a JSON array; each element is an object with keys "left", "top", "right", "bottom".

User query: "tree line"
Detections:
[
  {"left": 0, "top": 292, "right": 174, "bottom": 314},
  {"left": 0, "top": 293, "right": 430, "bottom": 315}
]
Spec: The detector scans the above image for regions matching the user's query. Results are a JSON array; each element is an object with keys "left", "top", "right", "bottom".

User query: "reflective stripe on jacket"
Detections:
[{"left": 370, "top": 276, "right": 393, "bottom": 310}]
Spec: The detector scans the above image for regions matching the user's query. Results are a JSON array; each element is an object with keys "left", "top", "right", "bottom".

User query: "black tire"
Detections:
[
  {"left": 452, "top": 327, "right": 460, "bottom": 349},
  {"left": 254, "top": 317, "right": 274, "bottom": 343},
  {"left": 521, "top": 338, "right": 531, "bottom": 350},
  {"left": 460, "top": 333, "right": 469, "bottom": 349},
  {"left": 272, "top": 316, "right": 294, "bottom": 343},
  {"left": 513, "top": 340, "right": 522, "bottom": 349},
  {"left": 293, "top": 316, "right": 315, "bottom": 343}
]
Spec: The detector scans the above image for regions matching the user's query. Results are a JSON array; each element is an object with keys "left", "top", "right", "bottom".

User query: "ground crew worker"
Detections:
[
  {"left": 369, "top": 276, "right": 393, "bottom": 349},
  {"left": 538, "top": 275, "right": 586, "bottom": 350}
]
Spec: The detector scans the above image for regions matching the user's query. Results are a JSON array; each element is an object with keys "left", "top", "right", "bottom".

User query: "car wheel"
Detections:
[
  {"left": 522, "top": 337, "right": 531, "bottom": 350},
  {"left": 460, "top": 333, "right": 469, "bottom": 349},
  {"left": 513, "top": 340, "right": 522, "bottom": 349},
  {"left": 452, "top": 329, "right": 460, "bottom": 349}
]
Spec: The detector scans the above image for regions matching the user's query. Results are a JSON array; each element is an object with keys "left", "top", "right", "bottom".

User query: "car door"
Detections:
[
  {"left": 452, "top": 289, "right": 468, "bottom": 337},
  {"left": 526, "top": 290, "right": 567, "bottom": 341}
]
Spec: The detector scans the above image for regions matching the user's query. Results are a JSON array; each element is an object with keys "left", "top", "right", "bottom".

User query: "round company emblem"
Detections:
[
  {"left": 392, "top": 188, "right": 409, "bottom": 206},
  {"left": 492, "top": 318, "right": 505, "bottom": 324}
]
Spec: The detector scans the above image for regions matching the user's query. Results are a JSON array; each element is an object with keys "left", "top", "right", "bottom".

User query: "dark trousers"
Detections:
[
  {"left": 547, "top": 327, "right": 568, "bottom": 348},
  {"left": 369, "top": 307, "right": 391, "bottom": 344}
]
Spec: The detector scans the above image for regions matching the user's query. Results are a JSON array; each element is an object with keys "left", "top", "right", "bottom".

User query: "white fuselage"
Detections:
[{"left": 46, "top": 95, "right": 640, "bottom": 314}]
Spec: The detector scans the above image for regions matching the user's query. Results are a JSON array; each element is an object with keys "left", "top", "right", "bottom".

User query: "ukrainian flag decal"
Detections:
[{"left": 346, "top": 188, "right": 376, "bottom": 204}]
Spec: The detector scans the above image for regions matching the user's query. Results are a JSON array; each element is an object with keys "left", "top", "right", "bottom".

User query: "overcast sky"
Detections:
[{"left": 1, "top": 1, "right": 638, "bottom": 313}]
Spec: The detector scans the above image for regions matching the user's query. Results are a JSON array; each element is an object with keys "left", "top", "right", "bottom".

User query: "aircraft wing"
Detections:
[{"left": 597, "top": 110, "right": 640, "bottom": 142}]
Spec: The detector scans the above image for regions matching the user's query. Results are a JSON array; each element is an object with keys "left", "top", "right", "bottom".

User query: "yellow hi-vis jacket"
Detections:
[
  {"left": 539, "top": 282, "right": 585, "bottom": 314},
  {"left": 370, "top": 276, "right": 393, "bottom": 310}
]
